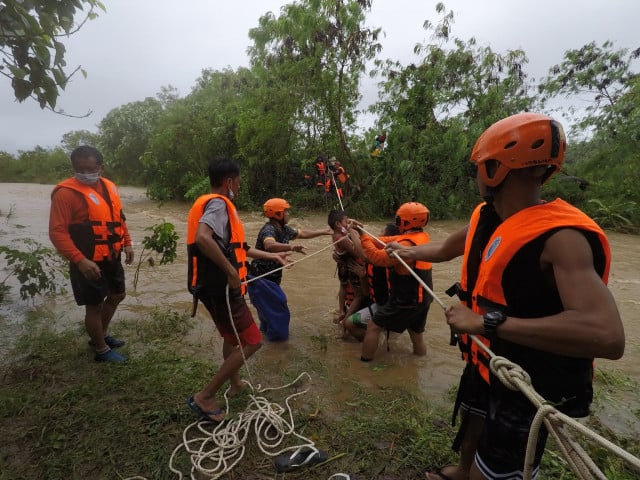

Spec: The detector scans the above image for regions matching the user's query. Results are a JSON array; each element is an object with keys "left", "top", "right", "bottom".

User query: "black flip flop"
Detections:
[
  {"left": 274, "top": 447, "right": 329, "bottom": 473},
  {"left": 186, "top": 396, "right": 225, "bottom": 423}
]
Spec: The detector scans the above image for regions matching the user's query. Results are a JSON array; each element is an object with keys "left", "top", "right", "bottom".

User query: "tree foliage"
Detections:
[
  {"left": 367, "top": 3, "right": 534, "bottom": 218},
  {"left": 248, "top": 0, "right": 381, "bottom": 176},
  {"left": 4, "top": 2, "right": 639, "bottom": 231},
  {"left": 98, "top": 97, "right": 164, "bottom": 184},
  {"left": 0, "top": 0, "right": 105, "bottom": 111}
]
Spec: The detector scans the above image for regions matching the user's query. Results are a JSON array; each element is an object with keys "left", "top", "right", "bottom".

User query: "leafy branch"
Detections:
[
  {"left": 0, "top": 239, "right": 68, "bottom": 303},
  {"left": 133, "top": 222, "right": 179, "bottom": 290}
]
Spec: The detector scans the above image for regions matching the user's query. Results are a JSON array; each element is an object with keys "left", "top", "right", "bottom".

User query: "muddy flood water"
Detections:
[{"left": 1, "top": 183, "right": 639, "bottom": 432}]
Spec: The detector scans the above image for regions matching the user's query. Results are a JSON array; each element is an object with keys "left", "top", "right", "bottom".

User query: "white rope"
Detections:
[
  {"left": 357, "top": 226, "right": 640, "bottom": 479},
  {"left": 243, "top": 235, "right": 347, "bottom": 285},
  {"left": 472, "top": 338, "right": 640, "bottom": 479},
  {"left": 356, "top": 226, "right": 447, "bottom": 309},
  {"left": 167, "top": 373, "right": 323, "bottom": 479},
  {"left": 329, "top": 169, "right": 345, "bottom": 211}
]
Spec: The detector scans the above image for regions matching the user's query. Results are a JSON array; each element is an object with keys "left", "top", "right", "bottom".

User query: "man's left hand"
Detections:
[{"left": 124, "top": 246, "right": 134, "bottom": 265}]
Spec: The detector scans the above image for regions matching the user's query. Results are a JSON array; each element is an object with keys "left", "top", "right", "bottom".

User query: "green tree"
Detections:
[
  {"left": 0, "top": 0, "right": 105, "bottom": 111},
  {"left": 142, "top": 69, "right": 248, "bottom": 201},
  {"left": 98, "top": 97, "right": 164, "bottom": 184},
  {"left": 368, "top": 3, "right": 534, "bottom": 218},
  {"left": 538, "top": 41, "right": 640, "bottom": 137},
  {"left": 60, "top": 129, "right": 100, "bottom": 154},
  {"left": 248, "top": 0, "right": 382, "bottom": 174}
]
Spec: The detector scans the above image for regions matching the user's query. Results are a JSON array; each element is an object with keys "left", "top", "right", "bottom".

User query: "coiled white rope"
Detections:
[
  {"left": 167, "top": 373, "right": 325, "bottom": 479},
  {"left": 357, "top": 225, "right": 640, "bottom": 480},
  {"left": 165, "top": 238, "right": 354, "bottom": 480}
]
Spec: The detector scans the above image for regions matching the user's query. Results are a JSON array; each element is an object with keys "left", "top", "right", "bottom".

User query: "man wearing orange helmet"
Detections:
[
  {"left": 389, "top": 113, "right": 624, "bottom": 480},
  {"left": 248, "top": 198, "right": 332, "bottom": 341},
  {"left": 354, "top": 201, "right": 434, "bottom": 361}
]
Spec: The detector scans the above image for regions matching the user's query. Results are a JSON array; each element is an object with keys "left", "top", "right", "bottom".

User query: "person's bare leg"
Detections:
[
  {"left": 344, "top": 319, "right": 366, "bottom": 341},
  {"left": 426, "top": 412, "right": 484, "bottom": 480},
  {"left": 194, "top": 342, "right": 261, "bottom": 419},
  {"left": 85, "top": 304, "right": 108, "bottom": 351},
  {"left": 361, "top": 321, "right": 382, "bottom": 360},
  {"left": 101, "top": 292, "right": 125, "bottom": 336},
  {"left": 224, "top": 341, "right": 248, "bottom": 396},
  {"left": 409, "top": 329, "right": 426, "bottom": 356}
]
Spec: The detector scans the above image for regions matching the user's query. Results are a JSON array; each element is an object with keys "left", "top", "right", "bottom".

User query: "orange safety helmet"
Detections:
[
  {"left": 395, "top": 202, "right": 430, "bottom": 232},
  {"left": 263, "top": 198, "right": 290, "bottom": 220},
  {"left": 470, "top": 112, "right": 566, "bottom": 188}
]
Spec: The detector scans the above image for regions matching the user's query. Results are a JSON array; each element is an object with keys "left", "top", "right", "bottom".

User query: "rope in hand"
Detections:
[
  {"left": 355, "top": 225, "right": 455, "bottom": 346},
  {"left": 167, "top": 235, "right": 356, "bottom": 480},
  {"left": 242, "top": 235, "right": 348, "bottom": 286},
  {"left": 358, "top": 224, "right": 640, "bottom": 479}
]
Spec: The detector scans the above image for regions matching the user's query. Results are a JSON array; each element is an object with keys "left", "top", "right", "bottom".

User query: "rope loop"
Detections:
[{"left": 490, "top": 355, "right": 532, "bottom": 391}]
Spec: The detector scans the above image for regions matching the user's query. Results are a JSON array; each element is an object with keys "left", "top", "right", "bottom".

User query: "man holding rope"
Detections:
[
  {"left": 354, "top": 202, "right": 434, "bottom": 362},
  {"left": 388, "top": 113, "right": 625, "bottom": 480},
  {"left": 186, "top": 157, "right": 289, "bottom": 422},
  {"left": 248, "top": 198, "right": 332, "bottom": 341}
]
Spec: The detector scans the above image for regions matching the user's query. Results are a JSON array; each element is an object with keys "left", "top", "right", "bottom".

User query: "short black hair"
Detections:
[
  {"left": 327, "top": 210, "right": 346, "bottom": 229},
  {"left": 70, "top": 145, "right": 103, "bottom": 167},
  {"left": 208, "top": 156, "right": 240, "bottom": 187}
]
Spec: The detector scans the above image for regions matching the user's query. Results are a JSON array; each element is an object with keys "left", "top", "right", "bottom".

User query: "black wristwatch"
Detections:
[{"left": 483, "top": 311, "right": 507, "bottom": 337}]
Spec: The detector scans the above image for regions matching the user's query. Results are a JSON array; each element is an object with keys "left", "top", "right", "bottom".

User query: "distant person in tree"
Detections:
[
  {"left": 371, "top": 131, "right": 387, "bottom": 158},
  {"left": 49, "top": 145, "right": 134, "bottom": 363}
]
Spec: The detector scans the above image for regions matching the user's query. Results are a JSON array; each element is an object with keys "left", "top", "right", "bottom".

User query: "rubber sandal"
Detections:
[
  {"left": 94, "top": 349, "right": 127, "bottom": 363},
  {"left": 88, "top": 335, "right": 125, "bottom": 349},
  {"left": 274, "top": 447, "right": 329, "bottom": 473},
  {"left": 186, "top": 396, "right": 225, "bottom": 423}
]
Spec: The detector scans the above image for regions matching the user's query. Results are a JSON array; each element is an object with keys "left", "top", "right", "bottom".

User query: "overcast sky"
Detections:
[{"left": 1, "top": 0, "right": 638, "bottom": 154}]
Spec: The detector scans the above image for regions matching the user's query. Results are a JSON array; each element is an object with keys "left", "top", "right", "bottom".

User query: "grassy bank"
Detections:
[{"left": 1, "top": 307, "right": 639, "bottom": 480}]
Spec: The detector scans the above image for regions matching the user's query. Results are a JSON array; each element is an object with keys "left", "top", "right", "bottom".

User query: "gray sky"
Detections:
[{"left": 1, "top": 0, "right": 638, "bottom": 154}]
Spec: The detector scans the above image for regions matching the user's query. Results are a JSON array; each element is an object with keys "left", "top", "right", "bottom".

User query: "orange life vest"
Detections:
[
  {"left": 52, "top": 177, "right": 125, "bottom": 261},
  {"left": 456, "top": 203, "right": 493, "bottom": 383},
  {"left": 474, "top": 199, "right": 610, "bottom": 305},
  {"left": 465, "top": 199, "right": 610, "bottom": 384},
  {"left": 186, "top": 194, "right": 249, "bottom": 296},
  {"left": 379, "top": 231, "right": 432, "bottom": 306}
]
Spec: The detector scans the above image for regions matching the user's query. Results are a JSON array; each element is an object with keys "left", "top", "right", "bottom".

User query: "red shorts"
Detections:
[{"left": 199, "top": 291, "right": 262, "bottom": 347}]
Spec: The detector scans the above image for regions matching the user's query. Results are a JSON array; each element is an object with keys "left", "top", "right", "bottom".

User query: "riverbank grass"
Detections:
[{"left": 1, "top": 308, "right": 639, "bottom": 479}]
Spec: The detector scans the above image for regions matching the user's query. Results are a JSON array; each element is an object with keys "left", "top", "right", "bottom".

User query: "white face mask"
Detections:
[
  {"left": 228, "top": 189, "right": 235, "bottom": 201},
  {"left": 75, "top": 172, "right": 101, "bottom": 185}
]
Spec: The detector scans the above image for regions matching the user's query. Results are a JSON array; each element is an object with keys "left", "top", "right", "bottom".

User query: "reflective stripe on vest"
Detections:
[
  {"left": 457, "top": 203, "right": 491, "bottom": 382},
  {"left": 379, "top": 231, "right": 432, "bottom": 304},
  {"left": 53, "top": 177, "right": 125, "bottom": 261},
  {"left": 186, "top": 194, "right": 249, "bottom": 295}
]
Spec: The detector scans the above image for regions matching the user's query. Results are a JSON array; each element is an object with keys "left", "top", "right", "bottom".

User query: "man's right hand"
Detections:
[
  {"left": 77, "top": 257, "right": 102, "bottom": 280},
  {"left": 385, "top": 241, "right": 414, "bottom": 259}
]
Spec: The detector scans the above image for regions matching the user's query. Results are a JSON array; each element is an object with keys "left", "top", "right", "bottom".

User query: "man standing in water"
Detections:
[
  {"left": 389, "top": 113, "right": 625, "bottom": 480},
  {"left": 186, "top": 157, "right": 289, "bottom": 422},
  {"left": 49, "top": 145, "right": 134, "bottom": 363},
  {"left": 248, "top": 197, "right": 332, "bottom": 341}
]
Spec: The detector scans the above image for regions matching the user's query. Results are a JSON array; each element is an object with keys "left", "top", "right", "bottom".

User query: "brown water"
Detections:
[{"left": 1, "top": 184, "right": 638, "bottom": 421}]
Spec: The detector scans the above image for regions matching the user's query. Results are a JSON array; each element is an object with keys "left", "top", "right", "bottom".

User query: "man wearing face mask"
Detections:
[{"left": 49, "top": 145, "right": 134, "bottom": 363}]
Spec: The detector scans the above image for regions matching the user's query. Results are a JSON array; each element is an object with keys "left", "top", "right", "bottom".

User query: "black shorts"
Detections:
[
  {"left": 450, "top": 363, "right": 490, "bottom": 453},
  {"left": 457, "top": 363, "right": 489, "bottom": 419},
  {"left": 70, "top": 257, "right": 125, "bottom": 306},
  {"left": 371, "top": 301, "right": 429, "bottom": 333},
  {"left": 475, "top": 387, "right": 548, "bottom": 479}
]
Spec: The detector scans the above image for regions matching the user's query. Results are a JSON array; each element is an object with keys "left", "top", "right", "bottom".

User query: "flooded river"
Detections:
[{"left": 1, "top": 183, "right": 638, "bottom": 415}]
